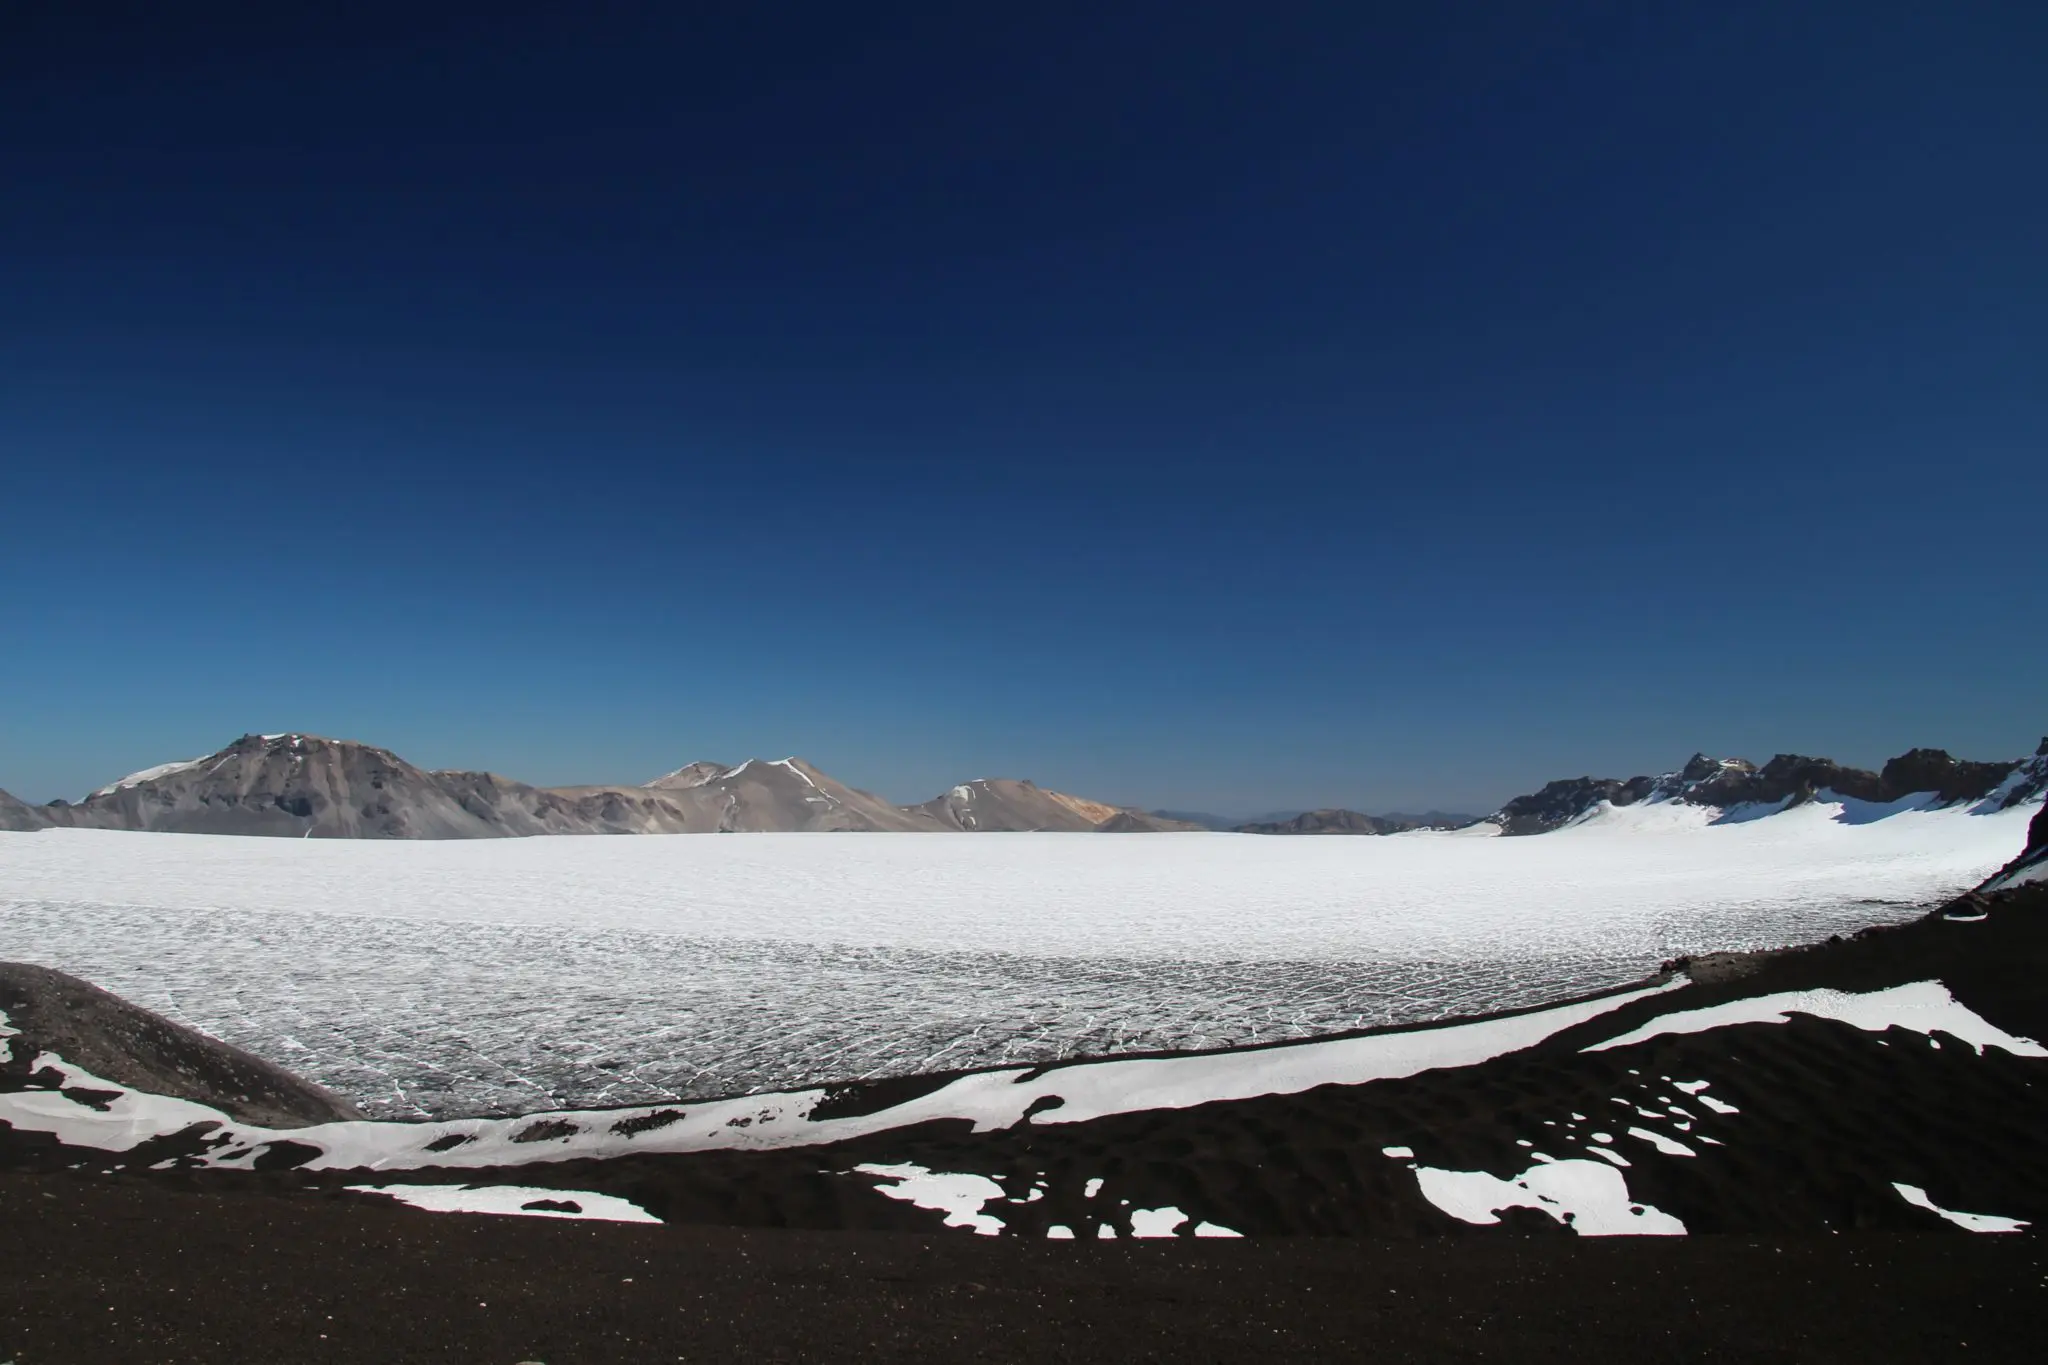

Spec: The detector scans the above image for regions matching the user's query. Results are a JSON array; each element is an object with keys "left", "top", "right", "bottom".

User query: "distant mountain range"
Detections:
[
  {"left": 1151, "top": 809, "right": 1479, "bottom": 833},
  {"left": 2, "top": 732, "right": 2042, "bottom": 841},
  {"left": 1231, "top": 809, "right": 1481, "bottom": 836},
  {"left": 0, "top": 733, "right": 1201, "bottom": 839}
]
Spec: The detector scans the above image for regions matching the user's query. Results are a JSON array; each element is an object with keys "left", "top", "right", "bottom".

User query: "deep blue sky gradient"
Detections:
[{"left": 3, "top": 1, "right": 2043, "bottom": 812}]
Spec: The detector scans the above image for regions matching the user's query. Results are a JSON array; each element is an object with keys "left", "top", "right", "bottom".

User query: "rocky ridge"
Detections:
[{"left": 1492, "top": 740, "right": 2048, "bottom": 836}]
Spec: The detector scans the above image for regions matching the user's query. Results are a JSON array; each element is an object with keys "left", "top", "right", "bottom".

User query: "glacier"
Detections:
[{"left": 0, "top": 797, "right": 2031, "bottom": 1120}]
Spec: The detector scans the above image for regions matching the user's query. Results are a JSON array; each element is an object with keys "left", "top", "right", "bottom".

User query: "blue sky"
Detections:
[{"left": 2, "top": 1, "right": 2042, "bottom": 813}]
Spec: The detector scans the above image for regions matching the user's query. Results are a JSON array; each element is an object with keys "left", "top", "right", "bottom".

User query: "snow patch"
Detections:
[
  {"left": 1414, "top": 1159, "right": 1685, "bottom": 1235},
  {"left": 854, "top": 1163, "right": 1006, "bottom": 1235},
  {"left": 1586, "top": 981, "right": 2047, "bottom": 1057},
  {"left": 1892, "top": 1183, "right": 2030, "bottom": 1233},
  {"left": 1626, "top": 1126, "right": 1696, "bottom": 1157},
  {"left": 348, "top": 1183, "right": 661, "bottom": 1223},
  {"left": 1129, "top": 1207, "right": 1189, "bottom": 1238}
]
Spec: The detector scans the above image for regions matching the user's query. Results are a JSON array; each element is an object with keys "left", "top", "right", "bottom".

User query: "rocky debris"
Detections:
[
  {"left": 0, "top": 961, "right": 362, "bottom": 1128},
  {"left": 0, "top": 787, "right": 47, "bottom": 832}
]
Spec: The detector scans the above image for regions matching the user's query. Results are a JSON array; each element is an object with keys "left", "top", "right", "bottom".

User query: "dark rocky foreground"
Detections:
[{"left": 2, "top": 1173, "right": 2040, "bottom": 1363}]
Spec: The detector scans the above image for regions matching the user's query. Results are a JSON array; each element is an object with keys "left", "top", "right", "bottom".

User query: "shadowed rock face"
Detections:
[
  {"left": 0, "top": 788, "right": 46, "bottom": 832},
  {"left": 0, "top": 962, "right": 362, "bottom": 1128}
]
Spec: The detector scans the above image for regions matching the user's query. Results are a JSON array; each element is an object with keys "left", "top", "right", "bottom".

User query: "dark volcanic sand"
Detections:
[{"left": 1, "top": 1171, "right": 2042, "bottom": 1364}]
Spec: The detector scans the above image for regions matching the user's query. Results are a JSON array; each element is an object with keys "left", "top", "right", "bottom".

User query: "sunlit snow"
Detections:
[
  {"left": 0, "top": 798, "right": 2030, "bottom": 1118},
  {"left": 347, "top": 1183, "right": 661, "bottom": 1223},
  {"left": 1413, "top": 1158, "right": 1686, "bottom": 1235},
  {"left": 854, "top": 1163, "right": 1007, "bottom": 1234},
  {"left": 1585, "top": 981, "right": 2047, "bottom": 1056},
  {"left": 1890, "top": 1182, "right": 2030, "bottom": 1234}
]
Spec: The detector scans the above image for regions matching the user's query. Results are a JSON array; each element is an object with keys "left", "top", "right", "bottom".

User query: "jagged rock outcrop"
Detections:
[
  {"left": 0, "top": 962, "right": 361, "bottom": 1128},
  {"left": 0, "top": 788, "right": 46, "bottom": 832}
]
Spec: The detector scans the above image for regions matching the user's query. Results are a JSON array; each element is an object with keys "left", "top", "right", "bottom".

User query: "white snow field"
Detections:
[{"left": 0, "top": 794, "right": 2032, "bottom": 1119}]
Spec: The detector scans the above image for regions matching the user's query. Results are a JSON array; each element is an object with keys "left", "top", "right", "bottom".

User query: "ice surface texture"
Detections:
[{"left": 0, "top": 799, "right": 2030, "bottom": 1119}]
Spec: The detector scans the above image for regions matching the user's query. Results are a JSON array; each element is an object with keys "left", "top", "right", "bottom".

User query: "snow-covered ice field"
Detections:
[{"left": 0, "top": 796, "right": 2030, "bottom": 1119}]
